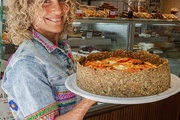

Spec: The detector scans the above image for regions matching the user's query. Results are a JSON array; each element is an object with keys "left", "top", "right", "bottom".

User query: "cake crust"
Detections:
[{"left": 76, "top": 50, "right": 171, "bottom": 97}]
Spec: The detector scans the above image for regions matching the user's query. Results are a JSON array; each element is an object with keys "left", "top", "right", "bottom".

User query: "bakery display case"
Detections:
[
  {"left": 0, "top": 0, "right": 3, "bottom": 59},
  {"left": 0, "top": 1, "right": 15, "bottom": 119},
  {"left": 1, "top": 16, "right": 180, "bottom": 76},
  {"left": 0, "top": 2, "right": 16, "bottom": 61},
  {"left": 131, "top": 19, "right": 180, "bottom": 77},
  {"left": 63, "top": 18, "right": 132, "bottom": 52},
  {"left": 62, "top": 18, "right": 180, "bottom": 76}
]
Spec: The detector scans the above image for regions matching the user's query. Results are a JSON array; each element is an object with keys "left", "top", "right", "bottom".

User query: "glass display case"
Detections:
[
  {"left": 0, "top": 1, "right": 14, "bottom": 120},
  {"left": 132, "top": 19, "right": 180, "bottom": 76},
  {"left": 0, "top": 0, "right": 3, "bottom": 59},
  {"left": 63, "top": 18, "right": 132, "bottom": 52},
  {"left": 0, "top": 0, "right": 15, "bottom": 61},
  {"left": 0, "top": 1, "right": 180, "bottom": 77},
  {"left": 1, "top": 17, "right": 180, "bottom": 76},
  {"left": 62, "top": 18, "right": 180, "bottom": 76}
]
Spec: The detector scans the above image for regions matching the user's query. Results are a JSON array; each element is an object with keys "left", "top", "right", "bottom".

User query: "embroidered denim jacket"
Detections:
[{"left": 1, "top": 29, "right": 79, "bottom": 120}]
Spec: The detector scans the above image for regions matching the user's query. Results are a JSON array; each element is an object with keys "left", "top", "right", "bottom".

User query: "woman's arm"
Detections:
[{"left": 55, "top": 98, "right": 96, "bottom": 120}]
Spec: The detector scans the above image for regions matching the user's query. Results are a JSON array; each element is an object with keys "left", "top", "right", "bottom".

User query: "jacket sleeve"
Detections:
[{"left": 2, "top": 55, "right": 59, "bottom": 120}]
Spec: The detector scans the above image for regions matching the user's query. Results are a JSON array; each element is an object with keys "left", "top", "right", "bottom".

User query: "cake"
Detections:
[{"left": 76, "top": 49, "right": 171, "bottom": 97}]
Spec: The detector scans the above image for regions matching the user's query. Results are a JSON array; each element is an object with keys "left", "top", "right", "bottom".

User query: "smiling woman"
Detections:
[
  {"left": 1, "top": 0, "right": 96, "bottom": 120},
  {"left": 33, "top": 0, "right": 71, "bottom": 45},
  {"left": 5, "top": 0, "right": 75, "bottom": 45}
]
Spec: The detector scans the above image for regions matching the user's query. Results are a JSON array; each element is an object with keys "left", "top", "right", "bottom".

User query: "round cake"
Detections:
[{"left": 76, "top": 49, "right": 171, "bottom": 97}]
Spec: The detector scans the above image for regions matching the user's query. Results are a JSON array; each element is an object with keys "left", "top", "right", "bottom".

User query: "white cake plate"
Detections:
[{"left": 65, "top": 73, "right": 180, "bottom": 104}]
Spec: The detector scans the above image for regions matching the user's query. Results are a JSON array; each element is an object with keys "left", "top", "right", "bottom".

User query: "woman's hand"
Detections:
[{"left": 55, "top": 98, "right": 97, "bottom": 120}]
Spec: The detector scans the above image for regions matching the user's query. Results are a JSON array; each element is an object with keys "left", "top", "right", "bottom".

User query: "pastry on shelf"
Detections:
[
  {"left": 162, "top": 14, "right": 178, "bottom": 20},
  {"left": 78, "top": 46, "right": 100, "bottom": 54},
  {"left": 171, "top": 7, "right": 178, "bottom": 15},
  {"left": 124, "top": 1, "right": 137, "bottom": 12},
  {"left": 156, "top": 13, "right": 164, "bottom": 19}
]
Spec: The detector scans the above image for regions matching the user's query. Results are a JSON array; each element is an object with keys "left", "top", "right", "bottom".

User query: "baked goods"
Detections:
[
  {"left": 162, "top": 14, "right": 178, "bottom": 20},
  {"left": 79, "top": 3, "right": 118, "bottom": 18},
  {"left": 171, "top": 7, "right": 178, "bottom": 15},
  {"left": 78, "top": 46, "right": 100, "bottom": 54},
  {"left": 76, "top": 50, "right": 171, "bottom": 97}
]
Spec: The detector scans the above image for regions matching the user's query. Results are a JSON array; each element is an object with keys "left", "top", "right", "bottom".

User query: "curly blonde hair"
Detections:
[{"left": 5, "top": 0, "right": 77, "bottom": 45}]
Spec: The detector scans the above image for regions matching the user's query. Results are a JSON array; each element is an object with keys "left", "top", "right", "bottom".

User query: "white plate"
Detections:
[{"left": 65, "top": 73, "right": 180, "bottom": 104}]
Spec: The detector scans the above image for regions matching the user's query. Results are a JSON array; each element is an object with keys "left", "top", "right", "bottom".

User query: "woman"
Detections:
[{"left": 1, "top": 0, "right": 96, "bottom": 119}]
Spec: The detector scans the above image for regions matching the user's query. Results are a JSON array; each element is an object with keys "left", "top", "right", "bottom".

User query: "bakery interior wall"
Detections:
[{"left": 162, "top": 0, "right": 180, "bottom": 13}]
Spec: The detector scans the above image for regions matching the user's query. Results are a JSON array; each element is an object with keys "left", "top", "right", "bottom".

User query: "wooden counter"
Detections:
[{"left": 84, "top": 92, "right": 180, "bottom": 120}]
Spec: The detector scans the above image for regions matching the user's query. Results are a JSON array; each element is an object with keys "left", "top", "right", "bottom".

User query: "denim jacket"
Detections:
[{"left": 1, "top": 29, "right": 79, "bottom": 120}]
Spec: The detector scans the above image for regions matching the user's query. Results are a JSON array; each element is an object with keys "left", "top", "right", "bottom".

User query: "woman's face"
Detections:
[{"left": 33, "top": 0, "right": 69, "bottom": 35}]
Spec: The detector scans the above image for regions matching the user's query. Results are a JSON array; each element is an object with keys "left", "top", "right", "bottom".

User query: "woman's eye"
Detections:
[
  {"left": 44, "top": 0, "right": 50, "bottom": 3},
  {"left": 59, "top": 0, "right": 66, "bottom": 2}
]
